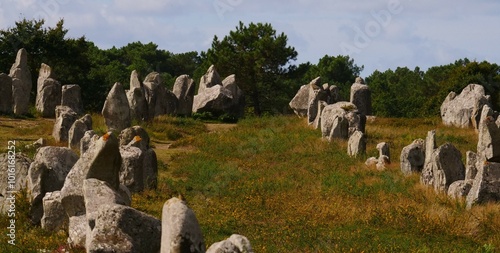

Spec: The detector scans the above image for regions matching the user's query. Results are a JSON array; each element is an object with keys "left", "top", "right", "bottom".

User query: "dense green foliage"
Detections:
[{"left": 1, "top": 18, "right": 499, "bottom": 117}]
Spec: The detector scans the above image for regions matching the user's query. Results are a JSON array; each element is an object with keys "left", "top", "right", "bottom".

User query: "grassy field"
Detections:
[{"left": 1, "top": 114, "right": 499, "bottom": 252}]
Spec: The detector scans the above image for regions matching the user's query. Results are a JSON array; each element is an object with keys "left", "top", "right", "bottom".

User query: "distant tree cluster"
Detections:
[{"left": 0, "top": 18, "right": 498, "bottom": 117}]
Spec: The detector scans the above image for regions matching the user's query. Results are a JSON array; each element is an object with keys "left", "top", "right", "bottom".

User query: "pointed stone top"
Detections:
[
  {"left": 130, "top": 70, "right": 142, "bottom": 89},
  {"left": 198, "top": 64, "right": 222, "bottom": 93},
  {"left": 309, "top": 77, "right": 322, "bottom": 89},
  {"left": 11, "top": 48, "right": 28, "bottom": 70},
  {"left": 144, "top": 72, "right": 161, "bottom": 84},
  {"left": 355, "top": 77, "right": 365, "bottom": 84}
]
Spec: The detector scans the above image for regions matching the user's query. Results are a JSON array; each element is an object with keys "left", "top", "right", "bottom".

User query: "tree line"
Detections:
[{"left": 0, "top": 18, "right": 499, "bottom": 117}]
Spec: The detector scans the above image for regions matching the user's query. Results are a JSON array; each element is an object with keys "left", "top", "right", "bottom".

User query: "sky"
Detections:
[{"left": 0, "top": 0, "right": 499, "bottom": 76}]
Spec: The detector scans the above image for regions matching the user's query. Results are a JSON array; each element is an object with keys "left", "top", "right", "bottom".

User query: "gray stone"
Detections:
[
  {"left": 130, "top": 70, "right": 142, "bottom": 90},
  {"left": 222, "top": 74, "right": 245, "bottom": 117},
  {"left": 466, "top": 162, "right": 500, "bottom": 208},
  {"left": 313, "top": 101, "right": 328, "bottom": 130},
  {"left": 161, "top": 197, "right": 205, "bottom": 253},
  {"left": 289, "top": 85, "right": 309, "bottom": 117},
  {"left": 52, "top": 106, "right": 78, "bottom": 143},
  {"left": 127, "top": 87, "right": 148, "bottom": 122},
  {"left": 350, "top": 77, "right": 371, "bottom": 115},
  {"left": 307, "top": 77, "right": 327, "bottom": 125},
  {"left": 143, "top": 148, "right": 158, "bottom": 189},
  {"left": 347, "top": 130, "right": 366, "bottom": 157},
  {"left": 193, "top": 85, "right": 233, "bottom": 114},
  {"left": 448, "top": 180, "right": 474, "bottom": 199},
  {"left": 207, "top": 234, "right": 254, "bottom": 253},
  {"left": 421, "top": 143, "right": 465, "bottom": 192},
  {"left": 143, "top": 72, "right": 163, "bottom": 119},
  {"left": 0, "top": 153, "right": 31, "bottom": 214},
  {"left": 365, "top": 157, "right": 378, "bottom": 168},
  {"left": 465, "top": 151, "right": 478, "bottom": 180},
  {"left": 329, "top": 115, "right": 349, "bottom": 140},
  {"left": 198, "top": 64, "right": 221, "bottom": 94},
  {"left": 400, "top": 139, "right": 425, "bottom": 175},
  {"left": 119, "top": 126, "right": 150, "bottom": 151},
  {"left": 376, "top": 142, "right": 390, "bottom": 163},
  {"left": 102, "top": 82, "right": 131, "bottom": 132},
  {"left": 80, "top": 130, "right": 98, "bottom": 155},
  {"left": 28, "top": 146, "right": 78, "bottom": 224},
  {"left": 477, "top": 105, "right": 500, "bottom": 162},
  {"left": 87, "top": 204, "right": 161, "bottom": 253},
  {"left": 36, "top": 63, "right": 61, "bottom": 118},
  {"left": 41, "top": 191, "right": 68, "bottom": 232},
  {"left": 9, "top": 48, "right": 32, "bottom": 115},
  {"left": 68, "top": 114, "right": 92, "bottom": 149},
  {"left": 119, "top": 146, "right": 145, "bottom": 193},
  {"left": 425, "top": 130, "right": 437, "bottom": 166},
  {"left": 328, "top": 85, "right": 341, "bottom": 104},
  {"left": 68, "top": 214, "right": 87, "bottom": 247},
  {"left": 376, "top": 155, "right": 390, "bottom": 171},
  {"left": 61, "top": 84, "right": 84, "bottom": 115},
  {"left": 321, "top": 102, "right": 359, "bottom": 140},
  {"left": 440, "top": 84, "right": 490, "bottom": 129},
  {"left": 0, "top": 73, "right": 13, "bottom": 113},
  {"left": 173, "top": 74, "right": 195, "bottom": 116}
]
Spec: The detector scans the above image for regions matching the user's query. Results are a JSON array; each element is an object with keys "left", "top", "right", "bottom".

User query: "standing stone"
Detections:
[
  {"left": 466, "top": 162, "right": 500, "bottom": 208},
  {"left": 448, "top": 180, "right": 475, "bottom": 199},
  {"left": 465, "top": 151, "right": 478, "bottom": 180},
  {"left": 350, "top": 77, "right": 371, "bottom": 115},
  {"left": 36, "top": 63, "right": 61, "bottom": 117},
  {"left": 425, "top": 130, "right": 437, "bottom": 166},
  {"left": 198, "top": 64, "right": 221, "bottom": 94},
  {"left": 376, "top": 142, "right": 390, "bottom": 163},
  {"left": 400, "top": 139, "right": 425, "bottom": 175},
  {"left": 130, "top": 70, "right": 142, "bottom": 90},
  {"left": 477, "top": 105, "right": 500, "bottom": 162},
  {"left": 0, "top": 73, "right": 13, "bottom": 113},
  {"left": 329, "top": 115, "right": 349, "bottom": 140},
  {"left": 222, "top": 74, "right": 245, "bottom": 117},
  {"left": 347, "top": 130, "right": 366, "bottom": 157},
  {"left": 119, "top": 146, "right": 145, "bottom": 193},
  {"left": 207, "top": 234, "right": 254, "bottom": 253},
  {"left": 193, "top": 85, "right": 234, "bottom": 114},
  {"left": 328, "top": 85, "right": 341, "bottom": 104},
  {"left": 143, "top": 72, "right": 166, "bottom": 118},
  {"left": 61, "top": 84, "right": 84, "bottom": 115},
  {"left": 102, "top": 82, "right": 131, "bottom": 132},
  {"left": 313, "top": 101, "right": 328, "bottom": 130},
  {"left": 0, "top": 153, "right": 32, "bottom": 214},
  {"left": 80, "top": 130, "right": 98, "bottom": 155},
  {"left": 307, "top": 77, "right": 327, "bottom": 125},
  {"left": 289, "top": 85, "right": 309, "bottom": 117},
  {"left": 119, "top": 126, "right": 150, "bottom": 151},
  {"left": 421, "top": 143, "right": 465, "bottom": 192},
  {"left": 161, "top": 197, "right": 206, "bottom": 253},
  {"left": 173, "top": 74, "right": 195, "bottom": 116},
  {"left": 127, "top": 87, "right": 148, "bottom": 122},
  {"left": 440, "top": 84, "right": 490, "bottom": 129},
  {"left": 320, "top": 102, "right": 359, "bottom": 140},
  {"left": 162, "top": 89, "right": 179, "bottom": 116},
  {"left": 28, "top": 147, "right": 78, "bottom": 224},
  {"left": 9, "top": 48, "right": 32, "bottom": 115},
  {"left": 68, "top": 114, "right": 92, "bottom": 149},
  {"left": 41, "top": 191, "right": 68, "bottom": 232},
  {"left": 52, "top": 106, "right": 78, "bottom": 143}
]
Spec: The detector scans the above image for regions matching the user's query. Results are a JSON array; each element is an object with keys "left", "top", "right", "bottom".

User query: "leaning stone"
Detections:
[
  {"left": 68, "top": 114, "right": 93, "bottom": 149},
  {"left": 466, "top": 162, "right": 500, "bottom": 209},
  {"left": 0, "top": 73, "right": 13, "bottom": 113},
  {"left": 87, "top": 204, "right": 161, "bottom": 253},
  {"left": 289, "top": 85, "right": 309, "bottom": 117},
  {"left": 173, "top": 74, "right": 195, "bottom": 116},
  {"left": 161, "top": 197, "right": 205, "bottom": 253},
  {"left": 400, "top": 139, "right": 425, "bottom": 176},
  {"left": 421, "top": 143, "right": 465, "bottom": 193},
  {"left": 102, "top": 82, "right": 131, "bottom": 132},
  {"left": 0, "top": 153, "right": 32, "bottom": 214},
  {"left": 477, "top": 105, "right": 500, "bottom": 162},
  {"left": 52, "top": 106, "right": 78, "bottom": 143},
  {"left": 347, "top": 130, "right": 366, "bottom": 157},
  {"left": 61, "top": 84, "right": 84, "bottom": 115},
  {"left": 9, "top": 48, "right": 32, "bottom": 115},
  {"left": 448, "top": 180, "right": 474, "bottom": 199},
  {"left": 207, "top": 234, "right": 254, "bottom": 253},
  {"left": 440, "top": 84, "right": 490, "bottom": 129},
  {"left": 41, "top": 191, "right": 68, "bottom": 232}
]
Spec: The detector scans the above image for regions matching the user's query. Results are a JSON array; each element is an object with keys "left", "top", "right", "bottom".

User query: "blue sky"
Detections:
[{"left": 0, "top": 0, "right": 499, "bottom": 76}]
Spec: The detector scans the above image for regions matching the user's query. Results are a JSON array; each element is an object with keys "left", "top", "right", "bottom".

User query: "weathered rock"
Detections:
[
  {"left": 421, "top": 143, "right": 465, "bottom": 192},
  {"left": 198, "top": 64, "right": 221, "bottom": 94},
  {"left": 102, "top": 82, "right": 131, "bottom": 132},
  {"left": 222, "top": 74, "right": 245, "bottom": 117},
  {"left": 68, "top": 214, "right": 87, "bottom": 247},
  {"left": 477, "top": 105, "right": 500, "bottom": 162},
  {"left": 0, "top": 153, "right": 31, "bottom": 214},
  {"left": 0, "top": 73, "right": 13, "bottom": 113},
  {"left": 161, "top": 197, "right": 205, "bottom": 253},
  {"left": 321, "top": 102, "right": 360, "bottom": 140},
  {"left": 440, "top": 84, "right": 490, "bottom": 129},
  {"left": 345, "top": 110, "right": 366, "bottom": 137},
  {"left": 41, "top": 191, "right": 68, "bottom": 232},
  {"left": 193, "top": 85, "right": 234, "bottom": 114},
  {"left": 127, "top": 87, "right": 148, "bottom": 121},
  {"left": 313, "top": 101, "right": 328, "bottom": 130},
  {"left": 61, "top": 84, "right": 84, "bottom": 115},
  {"left": 289, "top": 85, "right": 309, "bottom": 117},
  {"left": 376, "top": 142, "right": 390, "bottom": 163},
  {"left": 52, "top": 106, "right": 78, "bottom": 143},
  {"left": 328, "top": 85, "right": 341, "bottom": 104},
  {"left": 36, "top": 63, "right": 61, "bottom": 117},
  {"left": 466, "top": 162, "right": 500, "bottom": 208},
  {"left": 329, "top": 115, "right": 349, "bottom": 140},
  {"left": 365, "top": 157, "right": 378, "bottom": 168},
  {"left": 347, "top": 130, "right": 366, "bottom": 157},
  {"left": 9, "top": 48, "right": 32, "bottom": 115},
  {"left": 376, "top": 155, "right": 390, "bottom": 171},
  {"left": 425, "top": 130, "right": 437, "bottom": 166},
  {"left": 119, "top": 146, "right": 145, "bottom": 193},
  {"left": 130, "top": 70, "right": 142, "bottom": 90},
  {"left": 207, "top": 234, "right": 254, "bottom": 253},
  {"left": 143, "top": 148, "right": 158, "bottom": 189},
  {"left": 173, "top": 74, "right": 196, "bottom": 116},
  {"left": 162, "top": 89, "right": 179, "bottom": 116},
  {"left": 87, "top": 204, "right": 161, "bottom": 253},
  {"left": 307, "top": 77, "right": 327, "bottom": 125},
  {"left": 68, "top": 114, "right": 92, "bottom": 149},
  {"left": 400, "top": 139, "right": 425, "bottom": 175},
  {"left": 350, "top": 77, "right": 371, "bottom": 115},
  {"left": 465, "top": 151, "right": 478, "bottom": 180},
  {"left": 25, "top": 138, "right": 46, "bottom": 150},
  {"left": 28, "top": 147, "right": 78, "bottom": 224},
  {"left": 119, "top": 126, "right": 150, "bottom": 150},
  {"left": 80, "top": 130, "right": 98, "bottom": 155},
  {"left": 143, "top": 72, "right": 163, "bottom": 118},
  {"left": 448, "top": 180, "right": 474, "bottom": 199}
]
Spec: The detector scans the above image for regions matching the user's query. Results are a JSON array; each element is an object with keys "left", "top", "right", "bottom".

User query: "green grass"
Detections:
[{"left": 1, "top": 115, "right": 499, "bottom": 252}]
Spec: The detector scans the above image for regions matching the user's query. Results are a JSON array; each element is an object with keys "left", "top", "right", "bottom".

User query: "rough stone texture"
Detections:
[
  {"left": 466, "top": 162, "right": 500, "bottom": 209},
  {"left": 28, "top": 147, "right": 78, "bottom": 224},
  {"left": 329, "top": 115, "right": 349, "bottom": 140},
  {"left": 161, "top": 197, "right": 206, "bottom": 253},
  {"left": 328, "top": 85, "right": 341, "bottom": 104},
  {"left": 130, "top": 70, "right": 142, "bottom": 90},
  {"left": 376, "top": 142, "right": 390, "bottom": 163},
  {"left": 376, "top": 155, "right": 390, "bottom": 171},
  {"left": 207, "top": 234, "right": 254, "bottom": 253},
  {"left": 477, "top": 105, "right": 500, "bottom": 162},
  {"left": 400, "top": 139, "right": 425, "bottom": 176},
  {"left": 61, "top": 84, "right": 84, "bottom": 115},
  {"left": 68, "top": 114, "right": 92, "bottom": 149},
  {"left": 68, "top": 214, "right": 87, "bottom": 247},
  {"left": 421, "top": 143, "right": 465, "bottom": 193},
  {"left": 440, "top": 84, "right": 490, "bottom": 129},
  {"left": 365, "top": 157, "right": 378, "bottom": 168},
  {"left": 313, "top": 101, "right": 328, "bottom": 130},
  {"left": 350, "top": 77, "right": 371, "bottom": 115},
  {"left": 289, "top": 85, "right": 309, "bottom": 117},
  {"left": 102, "top": 82, "right": 131, "bottom": 132},
  {"left": 345, "top": 110, "right": 366, "bottom": 137},
  {"left": 41, "top": 191, "right": 68, "bottom": 232},
  {"left": 425, "top": 130, "right": 437, "bottom": 166},
  {"left": 307, "top": 77, "right": 327, "bottom": 125},
  {"left": 465, "top": 151, "right": 478, "bottom": 180},
  {"left": 347, "top": 130, "right": 366, "bottom": 157},
  {"left": 119, "top": 126, "right": 150, "bottom": 151},
  {"left": 198, "top": 64, "right": 221, "bottom": 94},
  {"left": 52, "top": 106, "right": 78, "bottom": 143},
  {"left": 321, "top": 102, "right": 361, "bottom": 140},
  {"left": 119, "top": 146, "right": 145, "bottom": 193},
  {"left": 222, "top": 74, "right": 245, "bottom": 118},
  {"left": 36, "top": 63, "right": 61, "bottom": 118},
  {"left": 173, "top": 74, "right": 195, "bottom": 116},
  {"left": 143, "top": 148, "right": 158, "bottom": 189},
  {"left": 25, "top": 138, "right": 46, "bottom": 150},
  {"left": 448, "top": 180, "right": 474, "bottom": 199},
  {"left": 80, "top": 130, "right": 98, "bottom": 155},
  {"left": 193, "top": 85, "right": 233, "bottom": 114},
  {"left": 127, "top": 87, "right": 149, "bottom": 122},
  {"left": 9, "top": 48, "right": 32, "bottom": 115},
  {"left": 0, "top": 73, "right": 13, "bottom": 113},
  {"left": 0, "top": 153, "right": 32, "bottom": 214},
  {"left": 87, "top": 204, "right": 161, "bottom": 253},
  {"left": 143, "top": 72, "right": 163, "bottom": 118}
]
